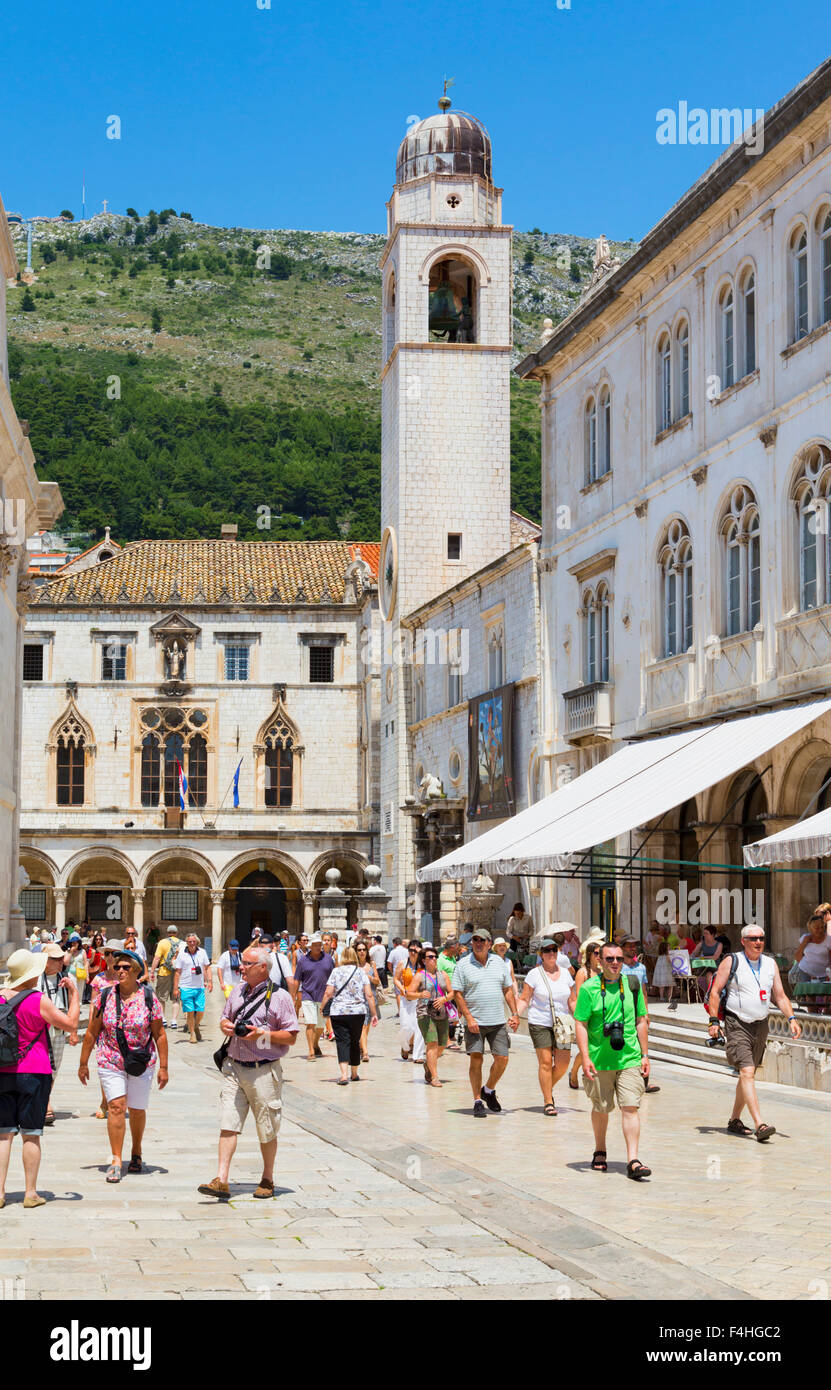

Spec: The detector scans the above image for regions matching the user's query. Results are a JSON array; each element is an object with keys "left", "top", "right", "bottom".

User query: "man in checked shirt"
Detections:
[{"left": 198, "top": 945, "right": 299, "bottom": 1201}]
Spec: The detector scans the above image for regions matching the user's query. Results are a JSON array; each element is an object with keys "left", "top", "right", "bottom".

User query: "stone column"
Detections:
[
  {"left": 356, "top": 865, "right": 391, "bottom": 942},
  {"left": 53, "top": 887, "right": 68, "bottom": 935},
  {"left": 318, "top": 868, "right": 348, "bottom": 937},
  {"left": 210, "top": 890, "right": 225, "bottom": 961},
  {"left": 132, "top": 889, "right": 145, "bottom": 941},
  {"left": 302, "top": 890, "right": 316, "bottom": 936}
]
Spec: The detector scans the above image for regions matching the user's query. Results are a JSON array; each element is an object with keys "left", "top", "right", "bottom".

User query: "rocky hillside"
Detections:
[{"left": 7, "top": 211, "right": 634, "bottom": 542}]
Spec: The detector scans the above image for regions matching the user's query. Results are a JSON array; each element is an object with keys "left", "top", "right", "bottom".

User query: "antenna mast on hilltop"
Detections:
[{"left": 82, "top": 171, "right": 86, "bottom": 221}]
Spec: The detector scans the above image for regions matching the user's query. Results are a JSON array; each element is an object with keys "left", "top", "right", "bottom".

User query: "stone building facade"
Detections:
[
  {"left": 19, "top": 537, "right": 380, "bottom": 953},
  {"left": 0, "top": 192, "right": 63, "bottom": 957},
  {"left": 517, "top": 59, "right": 831, "bottom": 951}
]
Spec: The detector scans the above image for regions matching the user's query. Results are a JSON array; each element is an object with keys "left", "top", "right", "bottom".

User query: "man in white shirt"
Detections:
[
  {"left": 261, "top": 935, "right": 297, "bottom": 1002},
  {"left": 386, "top": 937, "right": 408, "bottom": 1017},
  {"left": 369, "top": 936, "right": 388, "bottom": 987},
  {"left": 173, "top": 932, "right": 212, "bottom": 1043}
]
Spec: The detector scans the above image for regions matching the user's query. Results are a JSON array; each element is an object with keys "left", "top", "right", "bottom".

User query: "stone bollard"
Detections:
[
  {"left": 356, "top": 865, "right": 391, "bottom": 944},
  {"left": 318, "top": 867, "right": 348, "bottom": 938}
]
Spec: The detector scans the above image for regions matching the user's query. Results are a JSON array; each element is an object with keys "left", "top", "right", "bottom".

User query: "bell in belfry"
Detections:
[{"left": 429, "top": 267, "right": 460, "bottom": 340}]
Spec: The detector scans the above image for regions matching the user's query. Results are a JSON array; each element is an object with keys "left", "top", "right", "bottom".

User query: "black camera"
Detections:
[
  {"left": 603, "top": 1019, "right": 625, "bottom": 1051},
  {"left": 706, "top": 1030, "right": 725, "bottom": 1048},
  {"left": 233, "top": 1017, "right": 252, "bottom": 1037}
]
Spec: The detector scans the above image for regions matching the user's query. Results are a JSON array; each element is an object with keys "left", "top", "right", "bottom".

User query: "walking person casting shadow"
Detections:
[{"left": 78, "top": 950, "right": 168, "bottom": 1183}]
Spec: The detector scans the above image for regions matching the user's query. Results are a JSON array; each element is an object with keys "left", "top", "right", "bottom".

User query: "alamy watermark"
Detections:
[
  {"left": 655, "top": 883, "right": 765, "bottom": 927},
  {"left": 656, "top": 103, "right": 764, "bottom": 154}
]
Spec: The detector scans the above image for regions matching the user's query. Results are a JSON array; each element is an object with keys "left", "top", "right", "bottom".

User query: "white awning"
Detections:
[
  {"left": 418, "top": 698, "right": 831, "bottom": 883},
  {"left": 744, "top": 805, "right": 831, "bottom": 867}
]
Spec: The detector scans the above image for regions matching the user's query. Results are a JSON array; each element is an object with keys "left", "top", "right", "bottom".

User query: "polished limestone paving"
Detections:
[{"left": 1, "top": 992, "right": 827, "bottom": 1301}]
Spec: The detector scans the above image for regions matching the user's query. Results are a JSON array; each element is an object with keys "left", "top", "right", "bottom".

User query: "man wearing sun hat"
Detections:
[{"left": 0, "top": 950, "right": 80, "bottom": 1207}]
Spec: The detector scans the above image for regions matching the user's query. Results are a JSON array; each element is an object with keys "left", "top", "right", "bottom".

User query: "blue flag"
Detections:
[{"left": 232, "top": 759, "right": 242, "bottom": 808}]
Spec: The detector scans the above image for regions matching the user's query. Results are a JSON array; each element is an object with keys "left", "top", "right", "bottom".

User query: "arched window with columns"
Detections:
[
  {"left": 792, "top": 443, "right": 831, "bottom": 611},
  {"left": 719, "top": 485, "right": 761, "bottom": 636},
  {"left": 582, "top": 582, "right": 610, "bottom": 684},
  {"left": 659, "top": 519, "right": 693, "bottom": 657},
  {"left": 138, "top": 707, "right": 211, "bottom": 808}
]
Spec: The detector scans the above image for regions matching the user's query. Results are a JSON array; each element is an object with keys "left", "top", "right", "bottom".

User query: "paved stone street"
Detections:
[{"left": 2, "top": 994, "right": 829, "bottom": 1301}]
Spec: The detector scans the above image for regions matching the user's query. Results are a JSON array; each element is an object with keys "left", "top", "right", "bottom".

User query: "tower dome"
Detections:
[{"left": 396, "top": 102, "right": 492, "bottom": 186}]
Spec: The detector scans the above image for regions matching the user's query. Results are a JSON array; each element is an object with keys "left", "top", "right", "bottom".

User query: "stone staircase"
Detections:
[{"left": 648, "top": 1004, "right": 737, "bottom": 1077}]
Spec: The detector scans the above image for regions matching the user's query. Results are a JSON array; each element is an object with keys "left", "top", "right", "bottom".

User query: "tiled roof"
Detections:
[{"left": 32, "top": 538, "right": 380, "bottom": 607}]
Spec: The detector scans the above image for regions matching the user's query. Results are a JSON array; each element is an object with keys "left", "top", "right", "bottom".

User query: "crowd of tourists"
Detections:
[{"left": 0, "top": 902, "right": 816, "bottom": 1205}]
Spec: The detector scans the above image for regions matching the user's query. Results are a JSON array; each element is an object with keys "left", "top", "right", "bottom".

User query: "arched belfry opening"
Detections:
[{"left": 428, "top": 257, "right": 477, "bottom": 341}]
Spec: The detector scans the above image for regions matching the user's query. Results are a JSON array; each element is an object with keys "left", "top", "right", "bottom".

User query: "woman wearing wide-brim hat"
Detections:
[{"left": 0, "top": 949, "right": 80, "bottom": 1208}]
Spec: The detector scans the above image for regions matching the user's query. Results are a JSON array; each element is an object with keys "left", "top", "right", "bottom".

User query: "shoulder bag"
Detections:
[
  {"left": 322, "top": 966, "right": 358, "bottom": 1018},
  {"left": 537, "top": 967, "right": 576, "bottom": 1050}
]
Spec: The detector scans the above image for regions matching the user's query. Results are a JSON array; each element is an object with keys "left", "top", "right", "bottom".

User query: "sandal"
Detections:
[
  {"left": 361, "top": 1053, "right": 370, "bottom": 1062},
  {"left": 626, "top": 1159, "right": 652, "bottom": 1181},
  {"left": 568, "top": 1077, "right": 579, "bottom": 1090},
  {"left": 755, "top": 1124, "right": 776, "bottom": 1143},
  {"left": 543, "top": 1103, "right": 557, "bottom": 1116},
  {"left": 127, "top": 1155, "right": 143, "bottom": 1174},
  {"left": 429, "top": 1078, "right": 443, "bottom": 1087},
  {"left": 591, "top": 1150, "right": 607, "bottom": 1171},
  {"left": 401, "top": 1049, "right": 411, "bottom": 1061},
  {"left": 105, "top": 1163, "right": 122, "bottom": 1184},
  {"left": 727, "top": 1117, "right": 753, "bottom": 1136},
  {"left": 336, "top": 1078, "right": 349, "bottom": 1085},
  {"left": 44, "top": 1110, "right": 55, "bottom": 1126}
]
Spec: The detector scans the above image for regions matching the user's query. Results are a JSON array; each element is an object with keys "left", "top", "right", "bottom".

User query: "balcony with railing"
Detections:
[{"left": 563, "top": 682, "right": 613, "bottom": 744}]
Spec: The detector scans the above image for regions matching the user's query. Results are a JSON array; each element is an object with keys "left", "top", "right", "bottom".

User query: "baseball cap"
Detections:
[
  {"left": 229, "top": 938, "right": 240, "bottom": 948},
  {"left": 167, "top": 924, "right": 179, "bottom": 934},
  {"left": 539, "top": 938, "right": 558, "bottom": 951},
  {"left": 68, "top": 933, "right": 81, "bottom": 944},
  {"left": 260, "top": 934, "right": 275, "bottom": 945},
  {"left": 471, "top": 927, "right": 492, "bottom": 941}
]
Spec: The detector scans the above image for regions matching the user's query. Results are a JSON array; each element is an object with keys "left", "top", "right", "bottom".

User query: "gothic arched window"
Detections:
[
  {"left": 256, "top": 701, "right": 300, "bottom": 810},
  {"left": 49, "top": 701, "right": 94, "bottom": 808},
  {"left": 138, "top": 707, "right": 210, "bottom": 808},
  {"left": 720, "top": 485, "right": 761, "bottom": 636},
  {"left": 57, "top": 737, "right": 85, "bottom": 806},
  {"left": 792, "top": 444, "right": 831, "bottom": 611},
  {"left": 659, "top": 519, "right": 693, "bottom": 657}
]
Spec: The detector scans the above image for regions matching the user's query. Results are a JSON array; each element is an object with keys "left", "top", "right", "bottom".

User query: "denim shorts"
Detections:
[{"left": 0, "top": 1072, "right": 52, "bottom": 1136}]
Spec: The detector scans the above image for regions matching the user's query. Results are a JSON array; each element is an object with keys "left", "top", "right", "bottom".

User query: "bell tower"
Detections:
[{"left": 379, "top": 93, "right": 513, "bottom": 929}]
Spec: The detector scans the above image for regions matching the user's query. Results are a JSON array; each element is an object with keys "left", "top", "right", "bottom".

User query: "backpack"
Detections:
[
  {"left": 0, "top": 990, "right": 43, "bottom": 1068},
  {"left": 702, "top": 953, "right": 739, "bottom": 1022}
]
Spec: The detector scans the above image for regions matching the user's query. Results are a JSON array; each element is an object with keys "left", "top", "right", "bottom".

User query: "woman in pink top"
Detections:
[{"left": 0, "top": 949, "right": 80, "bottom": 1208}]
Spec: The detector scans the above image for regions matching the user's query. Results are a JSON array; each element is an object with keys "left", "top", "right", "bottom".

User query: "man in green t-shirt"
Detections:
[{"left": 574, "top": 940, "right": 652, "bottom": 1180}]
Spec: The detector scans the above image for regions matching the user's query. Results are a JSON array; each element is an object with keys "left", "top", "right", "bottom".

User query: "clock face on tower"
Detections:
[{"left": 379, "top": 525, "right": 398, "bottom": 622}]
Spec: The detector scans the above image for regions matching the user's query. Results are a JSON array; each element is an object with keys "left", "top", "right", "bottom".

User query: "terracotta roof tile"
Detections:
[{"left": 33, "top": 538, "right": 379, "bottom": 607}]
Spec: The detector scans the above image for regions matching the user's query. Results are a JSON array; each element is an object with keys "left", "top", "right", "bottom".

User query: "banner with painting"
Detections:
[{"left": 467, "top": 684, "right": 515, "bottom": 821}]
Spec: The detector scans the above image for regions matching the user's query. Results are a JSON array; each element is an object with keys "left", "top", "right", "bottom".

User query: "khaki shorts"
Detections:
[
  {"left": 301, "top": 1000, "right": 324, "bottom": 1028},
  {"left": 724, "top": 1013, "right": 768, "bottom": 1071},
  {"left": 219, "top": 1058, "right": 284, "bottom": 1144},
  {"left": 582, "top": 1066, "right": 645, "bottom": 1113},
  {"left": 155, "top": 973, "right": 173, "bottom": 1001}
]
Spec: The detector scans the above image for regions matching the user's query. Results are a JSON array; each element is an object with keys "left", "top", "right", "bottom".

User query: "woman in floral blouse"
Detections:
[{"left": 78, "top": 949, "right": 168, "bottom": 1183}]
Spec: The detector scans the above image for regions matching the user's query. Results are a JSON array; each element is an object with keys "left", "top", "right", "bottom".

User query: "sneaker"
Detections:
[
  {"left": 198, "top": 1177, "right": 231, "bottom": 1200},
  {"left": 481, "top": 1086, "right": 502, "bottom": 1113},
  {"left": 473, "top": 1099, "right": 488, "bottom": 1118},
  {"left": 169, "top": 1021, "right": 177, "bottom": 1030}
]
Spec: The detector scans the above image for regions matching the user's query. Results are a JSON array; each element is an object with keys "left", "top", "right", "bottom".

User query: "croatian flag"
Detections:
[
  {"left": 232, "top": 758, "right": 242, "bottom": 809},
  {"left": 177, "top": 760, "right": 188, "bottom": 810}
]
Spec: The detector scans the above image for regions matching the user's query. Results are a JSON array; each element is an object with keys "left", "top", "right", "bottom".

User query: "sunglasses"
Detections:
[
  {"left": 424, "top": 952, "right": 437, "bottom": 959},
  {"left": 745, "top": 936, "right": 765, "bottom": 942},
  {"left": 540, "top": 946, "right": 556, "bottom": 954},
  {"left": 113, "top": 961, "right": 133, "bottom": 971},
  {"left": 605, "top": 956, "right": 624, "bottom": 964}
]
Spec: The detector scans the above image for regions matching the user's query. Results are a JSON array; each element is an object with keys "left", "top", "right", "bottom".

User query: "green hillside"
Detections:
[{"left": 7, "top": 212, "right": 634, "bottom": 543}]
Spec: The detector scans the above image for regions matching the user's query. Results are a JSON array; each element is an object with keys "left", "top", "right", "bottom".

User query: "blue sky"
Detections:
[{"left": 2, "top": 1, "right": 828, "bottom": 239}]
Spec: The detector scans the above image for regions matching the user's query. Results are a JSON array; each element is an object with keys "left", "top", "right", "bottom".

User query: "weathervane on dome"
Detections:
[{"left": 438, "top": 76, "right": 455, "bottom": 111}]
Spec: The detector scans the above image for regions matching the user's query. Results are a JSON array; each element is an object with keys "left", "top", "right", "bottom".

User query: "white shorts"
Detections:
[
  {"left": 301, "top": 1000, "right": 324, "bottom": 1028},
  {"left": 99, "top": 1066, "right": 155, "bottom": 1109}
]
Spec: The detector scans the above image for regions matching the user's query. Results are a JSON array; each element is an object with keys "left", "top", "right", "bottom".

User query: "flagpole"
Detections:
[{"left": 206, "top": 758, "right": 243, "bottom": 829}]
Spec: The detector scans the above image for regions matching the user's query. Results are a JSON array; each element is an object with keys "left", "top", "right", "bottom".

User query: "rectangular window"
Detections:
[
  {"left": 823, "top": 232, "right": 831, "bottom": 326},
  {"left": 723, "top": 302, "right": 735, "bottom": 389},
  {"left": 744, "top": 286, "right": 756, "bottom": 376},
  {"left": 19, "top": 888, "right": 46, "bottom": 922},
  {"left": 682, "top": 566, "right": 693, "bottom": 651},
  {"left": 102, "top": 642, "right": 127, "bottom": 681},
  {"left": 309, "top": 645, "right": 334, "bottom": 683},
  {"left": 795, "top": 248, "right": 809, "bottom": 340},
  {"left": 224, "top": 644, "right": 250, "bottom": 681},
  {"left": 487, "top": 636, "right": 504, "bottom": 689},
  {"left": 447, "top": 533, "right": 462, "bottom": 561},
  {"left": 601, "top": 395, "right": 611, "bottom": 475},
  {"left": 661, "top": 347, "right": 672, "bottom": 430},
  {"left": 586, "top": 609, "right": 597, "bottom": 683},
  {"left": 86, "top": 889, "right": 122, "bottom": 923},
  {"left": 447, "top": 665, "right": 462, "bottom": 708},
  {"left": 600, "top": 603, "right": 610, "bottom": 682},
  {"left": 665, "top": 572, "right": 678, "bottom": 658},
  {"left": 413, "top": 670, "right": 425, "bottom": 722},
  {"left": 727, "top": 544, "right": 741, "bottom": 635},
  {"left": 23, "top": 644, "right": 44, "bottom": 681},
  {"left": 802, "top": 510, "right": 818, "bottom": 610},
  {"left": 748, "top": 534, "right": 761, "bottom": 629},
  {"left": 161, "top": 888, "right": 199, "bottom": 921},
  {"left": 679, "top": 333, "right": 690, "bottom": 417}
]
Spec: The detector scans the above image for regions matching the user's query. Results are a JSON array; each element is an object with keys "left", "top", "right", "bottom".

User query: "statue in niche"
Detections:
[{"left": 165, "top": 640, "right": 186, "bottom": 681}]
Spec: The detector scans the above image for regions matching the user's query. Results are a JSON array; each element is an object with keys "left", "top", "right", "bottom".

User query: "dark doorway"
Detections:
[{"left": 234, "top": 869, "right": 286, "bottom": 947}]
